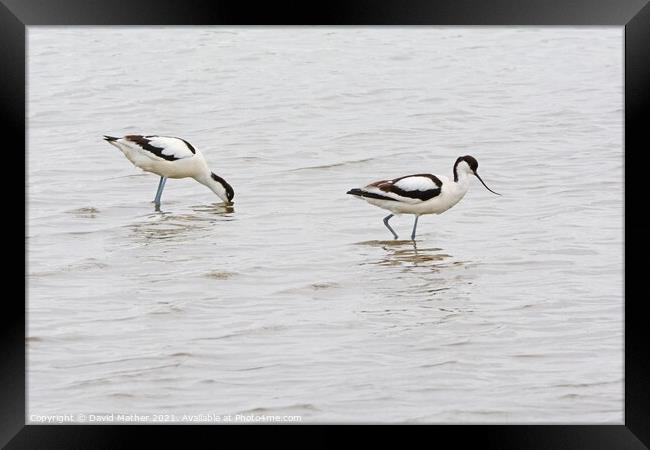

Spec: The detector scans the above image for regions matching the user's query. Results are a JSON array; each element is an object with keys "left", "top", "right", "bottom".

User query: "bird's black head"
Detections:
[
  {"left": 225, "top": 183, "right": 235, "bottom": 202},
  {"left": 456, "top": 155, "right": 479, "bottom": 172},
  {"left": 453, "top": 155, "right": 479, "bottom": 181},
  {"left": 454, "top": 155, "right": 500, "bottom": 196},
  {"left": 211, "top": 172, "right": 235, "bottom": 203}
]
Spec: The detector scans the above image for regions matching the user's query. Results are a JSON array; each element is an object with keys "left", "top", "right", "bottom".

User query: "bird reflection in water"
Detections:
[
  {"left": 129, "top": 202, "right": 234, "bottom": 242},
  {"left": 354, "top": 240, "right": 474, "bottom": 313},
  {"left": 356, "top": 239, "right": 464, "bottom": 270},
  {"left": 189, "top": 202, "right": 235, "bottom": 214}
]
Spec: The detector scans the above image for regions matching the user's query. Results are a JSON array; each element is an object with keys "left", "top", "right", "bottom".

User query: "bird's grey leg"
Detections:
[
  {"left": 153, "top": 176, "right": 167, "bottom": 209},
  {"left": 383, "top": 214, "right": 398, "bottom": 240},
  {"left": 410, "top": 215, "right": 420, "bottom": 241}
]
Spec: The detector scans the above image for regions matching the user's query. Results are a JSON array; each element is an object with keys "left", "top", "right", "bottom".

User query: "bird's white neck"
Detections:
[
  {"left": 453, "top": 159, "right": 473, "bottom": 188},
  {"left": 451, "top": 165, "right": 472, "bottom": 200},
  {"left": 196, "top": 171, "right": 232, "bottom": 203},
  {"left": 455, "top": 172, "right": 471, "bottom": 193},
  {"left": 455, "top": 169, "right": 471, "bottom": 181}
]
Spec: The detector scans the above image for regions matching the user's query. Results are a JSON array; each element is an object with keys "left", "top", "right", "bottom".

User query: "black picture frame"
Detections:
[{"left": 4, "top": 0, "right": 648, "bottom": 447}]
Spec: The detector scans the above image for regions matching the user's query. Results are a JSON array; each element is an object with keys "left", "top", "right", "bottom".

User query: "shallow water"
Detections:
[{"left": 27, "top": 27, "right": 623, "bottom": 423}]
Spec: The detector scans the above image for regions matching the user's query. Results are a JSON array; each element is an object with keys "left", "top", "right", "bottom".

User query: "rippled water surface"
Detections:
[{"left": 27, "top": 28, "right": 623, "bottom": 423}]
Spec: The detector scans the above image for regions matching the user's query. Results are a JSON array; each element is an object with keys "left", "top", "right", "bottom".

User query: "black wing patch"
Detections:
[
  {"left": 125, "top": 135, "right": 179, "bottom": 161},
  {"left": 347, "top": 188, "right": 399, "bottom": 202},
  {"left": 381, "top": 174, "right": 443, "bottom": 201},
  {"left": 179, "top": 138, "right": 196, "bottom": 154},
  {"left": 348, "top": 174, "right": 443, "bottom": 202},
  {"left": 125, "top": 135, "right": 196, "bottom": 161}
]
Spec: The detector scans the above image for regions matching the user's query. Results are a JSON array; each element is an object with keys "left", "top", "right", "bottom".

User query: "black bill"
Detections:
[{"left": 474, "top": 172, "right": 501, "bottom": 196}]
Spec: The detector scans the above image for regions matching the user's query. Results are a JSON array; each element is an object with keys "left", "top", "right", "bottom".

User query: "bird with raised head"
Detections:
[{"left": 347, "top": 155, "right": 500, "bottom": 240}]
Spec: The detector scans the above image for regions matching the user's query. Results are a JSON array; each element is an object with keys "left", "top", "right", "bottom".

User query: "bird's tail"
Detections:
[
  {"left": 103, "top": 135, "right": 119, "bottom": 142},
  {"left": 347, "top": 188, "right": 394, "bottom": 201}
]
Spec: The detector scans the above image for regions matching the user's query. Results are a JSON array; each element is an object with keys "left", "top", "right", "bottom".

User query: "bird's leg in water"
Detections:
[
  {"left": 410, "top": 215, "right": 420, "bottom": 241},
  {"left": 153, "top": 176, "right": 167, "bottom": 209},
  {"left": 383, "top": 214, "right": 398, "bottom": 240}
]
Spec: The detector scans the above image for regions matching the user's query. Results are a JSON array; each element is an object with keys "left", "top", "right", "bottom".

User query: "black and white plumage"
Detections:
[
  {"left": 104, "top": 134, "right": 234, "bottom": 209},
  {"left": 347, "top": 155, "right": 500, "bottom": 240},
  {"left": 348, "top": 174, "right": 443, "bottom": 203}
]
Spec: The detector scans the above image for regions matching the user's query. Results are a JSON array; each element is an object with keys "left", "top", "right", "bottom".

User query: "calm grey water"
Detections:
[{"left": 27, "top": 27, "right": 623, "bottom": 423}]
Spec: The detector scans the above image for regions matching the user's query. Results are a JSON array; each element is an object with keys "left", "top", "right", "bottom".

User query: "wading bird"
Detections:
[
  {"left": 104, "top": 134, "right": 234, "bottom": 210},
  {"left": 346, "top": 155, "right": 500, "bottom": 240}
]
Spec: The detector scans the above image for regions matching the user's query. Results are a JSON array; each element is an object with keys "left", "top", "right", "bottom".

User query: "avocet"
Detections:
[
  {"left": 347, "top": 155, "right": 500, "bottom": 240},
  {"left": 104, "top": 134, "right": 234, "bottom": 209}
]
